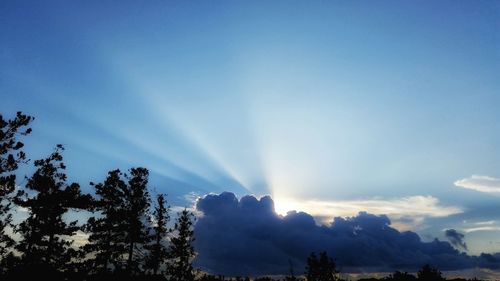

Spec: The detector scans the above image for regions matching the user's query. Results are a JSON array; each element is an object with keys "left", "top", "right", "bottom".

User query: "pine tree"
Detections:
[
  {"left": 124, "top": 167, "right": 151, "bottom": 275},
  {"left": 0, "top": 112, "right": 33, "bottom": 263},
  {"left": 168, "top": 209, "right": 195, "bottom": 281},
  {"left": 84, "top": 167, "right": 151, "bottom": 275},
  {"left": 84, "top": 169, "right": 129, "bottom": 273},
  {"left": 145, "top": 193, "right": 170, "bottom": 275},
  {"left": 14, "top": 145, "right": 91, "bottom": 271}
]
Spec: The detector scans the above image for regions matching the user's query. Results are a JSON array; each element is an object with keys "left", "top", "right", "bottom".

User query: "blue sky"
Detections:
[{"left": 1, "top": 1, "right": 499, "bottom": 257}]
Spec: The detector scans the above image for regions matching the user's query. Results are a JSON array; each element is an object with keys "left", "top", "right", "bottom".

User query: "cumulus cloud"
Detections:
[
  {"left": 274, "top": 196, "right": 462, "bottom": 230},
  {"left": 454, "top": 175, "right": 500, "bottom": 193},
  {"left": 445, "top": 229, "right": 467, "bottom": 251},
  {"left": 193, "top": 192, "right": 500, "bottom": 276}
]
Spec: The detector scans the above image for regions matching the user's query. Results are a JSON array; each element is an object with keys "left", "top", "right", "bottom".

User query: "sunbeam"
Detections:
[{"left": 2, "top": 0, "right": 499, "bottom": 266}]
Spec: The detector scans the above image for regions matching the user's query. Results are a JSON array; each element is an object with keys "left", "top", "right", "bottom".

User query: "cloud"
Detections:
[
  {"left": 475, "top": 220, "right": 496, "bottom": 226},
  {"left": 445, "top": 229, "right": 467, "bottom": 251},
  {"left": 171, "top": 191, "right": 203, "bottom": 216},
  {"left": 461, "top": 220, "right": 500, "bottom": 233},
  {"left": 193, "top": 192, "right": 500, "bottom": 276},
  {"left": 454, "top": 175, "right": 500, "bottom": 193},
  {"left": 274, "top": 196, "right": 462, "bottom": 230},
  {"left": 463, "top": 226, "right": 500, "bottom": 233}
]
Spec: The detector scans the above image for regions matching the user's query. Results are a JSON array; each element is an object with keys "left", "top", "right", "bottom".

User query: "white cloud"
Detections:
[
  {"left": 454, "top": 175, "right": 500, "bottom": 193},
  {"left": 463, "top": 226, "right": 500, "bottom": 233},
  {"left": 274, "top": 195, "right": 462, "bottom": 230},
  {"left": 172, "top": 191, "right": 203, "bottom": 217},
  {"left": 474, "top": 220, "right": 496, "bottom": 226},
  {"left": 461, "top": 220, "right": 500, "bottom": 233}
]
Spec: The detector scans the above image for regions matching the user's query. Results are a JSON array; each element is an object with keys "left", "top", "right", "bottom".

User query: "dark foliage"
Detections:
[
  {"left": 124, "top": 167, "right": 152, "bottom": 274},
  {"left": 169, "top": 208, "right": 196, "bottom": 281},
  {"left": 83, "top": 168, "right": 152, "bottom": 275},
  {"left": 14, "top": 145, "right": 91, "bottom": 270},
  {"left": 0, "top": 112, "right": 33, "bottom": 263},
  {"left": 84, "top": 169, "right": 130, "bottom": 273},
  {"left": 417, "top": 264, "right": 445, "bottom": 281},
  {"left": 145, "top": 193, "right": 171, "bottom": 275},
  {"left": 305, "top": 252, "right": 339, "bottom": 281},
  {"left": 384, "top": 271, "right": 416, "bottom": 281}
]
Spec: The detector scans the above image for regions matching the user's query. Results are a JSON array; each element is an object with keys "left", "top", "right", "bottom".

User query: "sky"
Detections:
[{"left": 1, "top": 0, "right": 499, "bottom": 275}]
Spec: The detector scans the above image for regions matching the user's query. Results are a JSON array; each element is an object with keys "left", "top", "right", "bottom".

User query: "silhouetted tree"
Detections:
[
  {"left": 305, "top": 252, "right": 339, "bottom": 281},
  {"left": 84, "top": 169, "right": 129, "bottom": 273},
  {"left": 0, "top": 112, "right": 33, "bottom": 264},
  {"left": 385, "top": 271, "right": 416, "bottom": 281},
  {"left": 168, "top": 208, "right": 195, "bottom": 281},
  {"left": 124, "top": 167, "right": 151, "bottom": 275},
  {"left": 417, "top": 264, "right": 444, "bottom": 281},
  {"left": 14, "top": 145, "right": 91, "bottom": 271},
  {"left": 84, "top": 167, "right": 151, "bottom": 275},
  {"left": 145, "top": 193, "right": 170, "bottom": 275}
]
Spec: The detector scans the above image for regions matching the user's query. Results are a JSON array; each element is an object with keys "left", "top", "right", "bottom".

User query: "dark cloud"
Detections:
[
  {"left": 445, "top": 229, "right": 467, "bottom": 251},
  {"left": 193, "top": 192, "right": 500, "bottom": 276}
]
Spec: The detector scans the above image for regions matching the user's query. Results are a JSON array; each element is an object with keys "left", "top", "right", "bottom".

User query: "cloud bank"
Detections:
[
  {"left": 454, "top": 175, "right": 500, "bottom": 193},
  {"left": 193, "top": 192, "right": 500, "bottom": 276}
]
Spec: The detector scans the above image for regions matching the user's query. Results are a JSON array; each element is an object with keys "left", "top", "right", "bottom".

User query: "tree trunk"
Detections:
[{"left": 127, "top": 241, "right": 134, "bottom": 274}]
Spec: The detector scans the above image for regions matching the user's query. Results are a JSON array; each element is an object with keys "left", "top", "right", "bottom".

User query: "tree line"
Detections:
[
  {"left": 0, "top": 112, "right": 194, "bottom": 280},
  {"left": 0, "top": 112, "right": 487, "bottom": 281},
  {"left": 196, "top": 254, "right": 481, "bottom": 281}
]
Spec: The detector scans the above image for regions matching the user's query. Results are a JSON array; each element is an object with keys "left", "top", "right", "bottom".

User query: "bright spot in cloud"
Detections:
[{"left": 454, "top": 175, "right": 500, "bottom": 193}]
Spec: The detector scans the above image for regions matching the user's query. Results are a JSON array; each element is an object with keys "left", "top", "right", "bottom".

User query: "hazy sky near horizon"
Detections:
[{"left": 1, "top": 1, "right": 499, "bottom": 255}]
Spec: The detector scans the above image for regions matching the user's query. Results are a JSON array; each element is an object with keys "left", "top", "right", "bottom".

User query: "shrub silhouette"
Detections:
[
  {"left": 417, "top": 264, "right": 444, "bottom": 281},
  {"left": 305, "top": 251, "right": 339, "bottom": 281},
  {"left": 385, "top": 271, "right": 417, "bottom": 281}
]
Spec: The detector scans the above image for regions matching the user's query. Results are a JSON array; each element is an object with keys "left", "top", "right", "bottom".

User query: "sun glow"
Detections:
[{"left": 273, "top": 197, "right": 303, "bottom": 216}]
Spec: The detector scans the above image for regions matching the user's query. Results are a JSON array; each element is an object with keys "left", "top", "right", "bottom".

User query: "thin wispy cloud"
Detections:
[
  {"left": 463, "top": 227, "right": 500, "bottom": 233},
  {"left": 461, "top": 220, "right": 500, "bottom": 233},
  {"left": 454, "top": 175, "right": 500, "bottom": 193},
  {"left": 458, "top": 220, "right": 500, "bottom": 234},
  {"left": 475, "top": 220, "right": 496, "bottom": 226}
]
